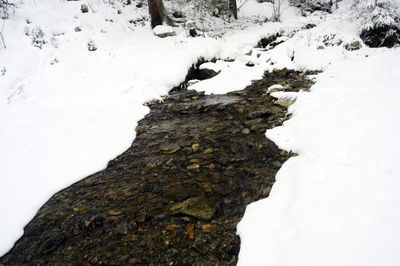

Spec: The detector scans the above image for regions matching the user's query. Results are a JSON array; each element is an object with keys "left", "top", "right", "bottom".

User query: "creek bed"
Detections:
[{"left": 0, "top": 69, "right": 315, "bottom": 265}]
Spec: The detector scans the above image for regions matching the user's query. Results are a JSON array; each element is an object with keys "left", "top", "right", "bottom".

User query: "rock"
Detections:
[
  {"left": 81, "top": 4, "right": 89, "bottom": 13},
  {"left": 244, "top": 118, "right": 262, "bottom": 126},
  {"left": 87, "top": 40, "right": 97, "bottom": 51},
  {"left": 192, "top": 143, "right": 200, "bottom": 151},
  {"left": 245, "top": 62, "right": 255, "bottom": 67},
  {"left": 146, "top": 163, "right": 157, "bottom": 168},
  {"left": 201, "top": 224, "right": 217, "bottom": 233},
  {"left": 153, "top": 25, "right": 176, "bottom": 38},
  {"left": 161, "top": 143, "right": 181, "bottom": 154},
  {"left": 74, "top": 27, "right": 82, "bottom": 32},
  {"left": 247, "top": 109, "right": 272, "bottom": 119},
  {"left": 115, "top": 223, "right": 128, "bottom": 235},
  {"left": 186, "top": 223, "right": 195, "bottom": 239},
  {"left": 173, "top": 11, "right": 183, "bottom": 18},
  {"left": 197, "top": 68, "right": 219, "bottom": 80},
  {"left": 107, "top": 209, "right": 123, "bottom": 216},
  {"left": 37, "top": 230, "right": 66, "bottom": 255},
  {"left": 170, "top": 197, "right": 216, "bottom": 220},
  {"left": 242, "top": 128, "right": 250, "bottom": 135},
  {"left": 344, "top": 40, "right": 362, "bottom": 51},
  {"left": 274, "top": 98, "right": 295, "bottom": 108},
  {"left": 187, "top": 164, "right": 200, "bottom": 170},
  {"left": 203, "top": 148, "right": 213, "bottom": 154},
  {"left": 163, "top": 182, "right": 189, "bottom": 201}
]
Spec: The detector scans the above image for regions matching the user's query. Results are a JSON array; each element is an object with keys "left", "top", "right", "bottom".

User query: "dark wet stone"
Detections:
[
  {"left": 247, "top": 109, "right": 273, "bottom": 119},
  {"left": 170, "top": 197, "right": 216, "bottom": 221}
]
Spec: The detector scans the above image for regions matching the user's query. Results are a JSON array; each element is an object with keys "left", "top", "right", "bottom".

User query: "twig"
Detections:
[
  {"left": 237, "top": 0, "right": 249, "bottom": 11},
  {"left": 0, "top": 19, "right": 6, "bottom": 49}
]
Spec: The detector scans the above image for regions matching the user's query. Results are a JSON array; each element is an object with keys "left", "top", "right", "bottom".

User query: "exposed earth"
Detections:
[{"left": 0, "top": 68, "right": 315, "bottom": 265}]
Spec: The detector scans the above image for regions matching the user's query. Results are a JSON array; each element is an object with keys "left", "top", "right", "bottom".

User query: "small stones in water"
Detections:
[{"left": 1, "top": 68, "right": 317, "bottom": 265}]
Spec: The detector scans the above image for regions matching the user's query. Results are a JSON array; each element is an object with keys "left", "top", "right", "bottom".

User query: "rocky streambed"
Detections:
[{"left": 0, "top": 69, "right": 315, "bottom": 265}]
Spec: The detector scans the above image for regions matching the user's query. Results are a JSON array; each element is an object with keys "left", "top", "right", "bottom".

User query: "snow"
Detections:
[
  {"left": 1, "top": 0, "right": 400, "bottom": 264},
  {"left": 238, "top": 47, "right": 400, "bottom": 266},
  {"left": 237, "top": 4, "right": 400, "bottom": 265},
  {"left": 153, "top": 25, "right": 175, "bottom": 37}
]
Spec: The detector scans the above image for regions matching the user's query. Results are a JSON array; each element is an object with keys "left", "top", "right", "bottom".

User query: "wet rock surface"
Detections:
[{"left": 0, "top": 69, "right": 315, "bottom": 265}]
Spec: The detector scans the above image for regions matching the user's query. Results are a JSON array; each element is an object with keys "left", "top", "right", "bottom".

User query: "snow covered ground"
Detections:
[{"left": 1, "top": 0, "right": 400, "bottom": 264}]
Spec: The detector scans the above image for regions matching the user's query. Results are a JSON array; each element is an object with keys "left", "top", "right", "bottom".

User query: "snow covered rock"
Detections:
[{"left": 153, "top": 25, "right": 176, "bottom": 38}]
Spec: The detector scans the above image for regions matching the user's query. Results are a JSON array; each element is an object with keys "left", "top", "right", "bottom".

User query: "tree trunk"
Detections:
[
  {"left": 230, "top": 0, "right": 238, "bottom": 19},
  {"left": 148, "top": 0, "right": 163, "bottom": 28},
  {"left": 148, "top": 0, "right": 175, "bottom": 28}
]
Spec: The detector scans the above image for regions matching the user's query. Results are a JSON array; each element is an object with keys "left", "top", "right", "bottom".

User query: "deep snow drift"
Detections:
[{"left": 1, "top": 0, "right": 400, "bottom": 265}]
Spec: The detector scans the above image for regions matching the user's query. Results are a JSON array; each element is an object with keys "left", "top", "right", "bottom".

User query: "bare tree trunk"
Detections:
[
  {"left": 148, "top": 0, "right": 175, "bottom": 28},
  {"left": 229, "top": 0, "right": 238, "bottom": 19},
  {"left": 148, "top": 0, "right": 163, "bottom": 28}
]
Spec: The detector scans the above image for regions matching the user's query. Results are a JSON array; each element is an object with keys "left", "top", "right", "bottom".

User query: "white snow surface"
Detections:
[
  {"left": 238, "top": 47, "right": 400, "bottom": 266},
  {"left": 1, "top": 0, "right": 400, "bottom": 265}
]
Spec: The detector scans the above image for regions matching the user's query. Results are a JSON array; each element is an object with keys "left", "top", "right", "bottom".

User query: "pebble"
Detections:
[{"left": 242, "top": 128, "right": 250, "bottom": 135}]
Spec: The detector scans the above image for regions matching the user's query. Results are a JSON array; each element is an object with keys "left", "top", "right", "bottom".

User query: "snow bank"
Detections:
[{"left": 237, "top": 46, "right": 400, "bottom": 266}]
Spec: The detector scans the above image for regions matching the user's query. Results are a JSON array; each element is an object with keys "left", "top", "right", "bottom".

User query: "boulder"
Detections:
[{"left": 153, "top": 25, "right": 176, "bottom": 38}]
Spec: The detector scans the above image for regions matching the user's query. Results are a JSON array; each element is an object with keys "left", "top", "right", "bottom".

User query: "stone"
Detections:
[
  {"left": 81, "top": 4, "right": 89, "bottom": 13},
  {"left": 153, "top": 25, "right": 176, "bottom": 38},
  {"left": 163, "top": 182, "right": 189, "bottom": 201},
  {"left": 170, "top": 197, "right": 216, "bottom": 220},
  {"left": 345, "top": 40, "right": 362, "bottom": 51},
  {"left": 107, "top": 209, "right": 123, "bottom": 216},
  {"left": 161, "top": 143, "right": 181, "bottom": 154},
  {"left": 201, "top": 224, "right": 217, "bottom": 233},
  {"left": 247, "top": 109, "right": 272, "bottom": 119},
  {"left": 197, "top": 68, "right": 219, "bottom": 80},
  {"left": 191, "top": 143, "right": 200, "bottom": 151},
  {"left": 187, "top": 164, "right": 200, "bottom": 170},
  {"left": 245, "top": 62, "right": 255, "bottom": 67},
  {"left": 244, "top": 118, "right": 262, "bottom": 126},
  {"left": 203, "top": 148, "right": 213, "bottom": 154},
  {"left": 115, "top": 223, "right": 129, "bottom": 235},
  {"left": 242, "top": 128, "right": 250, "bottom": 135},
  {"left": 186, "top": 223, "right": 195, "bottom": 239},
  {"left": 274, "top": 98, "right": 295, "bottom": 108},
  {"left": 146, "top": 163, "right": 157, "bottom": 168},
  {"left": 173, "top": 11, "right": 183, "bottom": 18}
]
